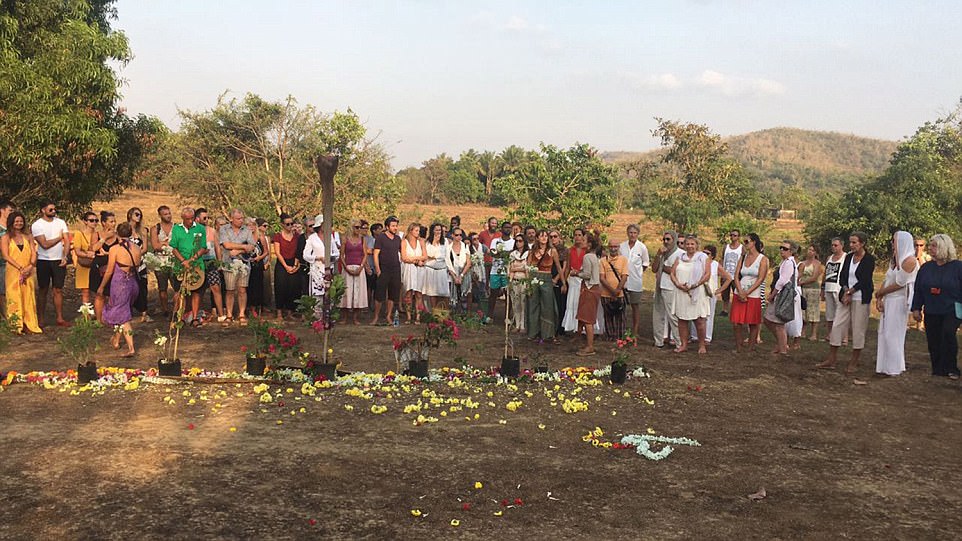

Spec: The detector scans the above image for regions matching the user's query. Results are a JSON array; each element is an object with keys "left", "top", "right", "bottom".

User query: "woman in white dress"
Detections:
[
  {"left": 690, "top": 245, "right": 732, "bottom": 344},
  {"left": 507, "top": 234, "right": 529, "bottom": 332},
  {"left": 423, "top": 223, "right": 450, "bottom": 310},
  {"left": 446, "top": 227, "right": 472, "bottom": 313},
  {"left": 670, "top": 235, "right": 711, "bottom": 353},
  {"left": 301, "top": 225, "right": 327, "bottom": 298},
  {"left": 786, "top": 258, "right": 805, "bottom": 349},
  {"left": 400, "top": 223, "right": 426, "bottom": 323},
  {"left": 875, "top": 230, "right": 918, "bottom": 376}
]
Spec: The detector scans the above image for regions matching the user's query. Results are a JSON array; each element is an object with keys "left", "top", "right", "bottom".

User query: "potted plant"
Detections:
[
  {"left": 242, "top": 318, "right": 272, "bottom": 376},
  {"left": 610, "top": 331, "right": 637, "bottom": 384},
  {"left": 58, "top": 304, "right": 102, "bottom": 383},
  {"left": 391, "top": 309, "right": 459, "bottom": 378},
  {"left": 146, "top": 244, "right": 204, "bottom": 377}
]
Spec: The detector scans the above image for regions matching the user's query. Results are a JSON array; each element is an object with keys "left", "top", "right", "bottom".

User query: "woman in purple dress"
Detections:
[{"left": 97, "top": 223, "right": 143, "bottom": 357}]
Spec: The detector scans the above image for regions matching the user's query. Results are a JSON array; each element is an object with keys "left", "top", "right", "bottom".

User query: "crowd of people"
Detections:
[{"left": 1, "top": 198, "right": 960, "bottom": 382}]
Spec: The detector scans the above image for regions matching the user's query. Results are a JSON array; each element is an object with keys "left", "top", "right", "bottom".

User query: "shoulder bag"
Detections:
[{"left": 773, "top": 265, "right": 797, "bottom": 323}]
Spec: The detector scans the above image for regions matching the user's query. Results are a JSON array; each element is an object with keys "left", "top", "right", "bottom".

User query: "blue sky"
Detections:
[{"left": 114, "top": 0, "right": 962, "bottom": 168}]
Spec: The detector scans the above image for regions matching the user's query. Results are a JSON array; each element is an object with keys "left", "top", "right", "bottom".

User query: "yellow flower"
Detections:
[
  {"left": 123, "top": 378, "right": 140, "bottom": 391},
  {"left": 410, "top": 509, "right": 422, "bottom": 517},
  {"left": 188, "top": 398, "right": 196, "bottom": 405},
  {"left": 286, "top": 388, "right": 294, "bottom": 394},
  {"left": 276, "top": 420, "right": 283, "bottom": 425},
  {"left": 611, "top": 411, "right": 617, "bottom": 416},
  {"left": 493, "top": 511, "right": 503, "bottom": 517},
  {"left": 182, "top": 390, "right": 191, "bottom": 397},
  {"left": 259, "top": 392, "right": 273, "bottom": 403},
  {"left": 474, "top": 481, "right": 483, "bottom": 489},
  {"left": 344, "top": 404, "right": 354, "bottom": 411},
  {"left": 538, "top": 424, "right": 546, "bottom": 430},
  {"left": 450, "top": 519, "right": 460, "bottom": 527},
  {"left": 440, "top": 411, "right": 447, "bottom": 417},
  {"left": 229, "top": 427, "right": 237, "bottom": 432},
  {"left": 299, "top": 407, "right": 306, "bottom": 413}
]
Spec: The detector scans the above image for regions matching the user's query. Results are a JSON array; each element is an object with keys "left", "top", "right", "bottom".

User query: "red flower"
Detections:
[
  {"left": 308, "top": 519, "right": 317, "bottom": 526},
  {"left": 187, "top": 423, "right": 195, "bottom": 430},
  {"left": 240, "top": 345, "right": 248, "bottom": 353},
  {"left": 461, "top": 503, "right": 471, "bottom": 511},
  {"left": 269, "top": 344, "right": 276, "bottom": 353},
  {"left": 500, "top": 499, "right": 509, "bottom": 507},
  {"left": 514, "top": 498, "right": 524, "bottom": 506}
]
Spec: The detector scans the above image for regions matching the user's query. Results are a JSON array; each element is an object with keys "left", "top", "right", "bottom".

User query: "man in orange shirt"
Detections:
[{"left": 599, "top": 240, "right": 628, "bottom": 341}]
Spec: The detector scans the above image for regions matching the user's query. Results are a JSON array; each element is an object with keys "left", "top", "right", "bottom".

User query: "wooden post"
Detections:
[{"left": 314, "top": 155, "right": 339, "bottom": 363}]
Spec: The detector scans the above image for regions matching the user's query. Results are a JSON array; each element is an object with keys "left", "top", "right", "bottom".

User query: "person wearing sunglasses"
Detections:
[
  {"left": 126, "top": 207, "right": 150, "bottom": 323},
  {"left": 818, "top": 231, "right": 875, "bottom": 374},
  {"left": 821, "top": 237, "right": 847, "bottom": 343},
  {"left": 271, "top": 213, "right": 302, "bottom": 321},
  {"left": 651, "top": 230, "right": 681, "bottom": 348},
  {"left": 72, "top": 211, "right": 101, "bottom": 307},
  {"left": 912, "top": 236, "right": 932, "bottom": 333},
  {"left": 31, "top": 199, "right": 71, "bottom": 327},
  {"left": 338, "top": 220, "right": 370, "bottom": 324},
  {"left": 619, "top": 223, "right": 650, "bottom": 338}
]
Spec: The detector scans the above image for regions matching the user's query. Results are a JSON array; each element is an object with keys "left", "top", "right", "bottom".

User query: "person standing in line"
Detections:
[
  {"left": 817, "top": 232, "right": 875, "bottom": 374},
  {"left": 821, "top": 237, "right": 847, "bottom": 343},
  {"left": 90, "top": 211, "right": 118, "bottom": 322},
  {"left": 574, "top": 235, "right": 603, "bottom": 356},
  {"left": 365, "top": 222, "right": 382, "bottom": 312},
  {"left": 371, "top": 216, "right": 402, "bottom": 325},
  {"left": 338, "top": 220, "right": 370, "bottom": 324},
  {"left": 0, "top": 199, "right": 15, "bottom": 317},
  {"left": 549, "top": 229, "right": 568, "bottom": 336},
  {"left": 72, "top": 211, "right": 100, "bottom": 308},
  {"left": 875, "top": 231, "right": 918, "bottom": 376},
  {"left": 912, "top": 236, "right": 932, "bottom": 332},
  {"left": 730, "top": 233, "right": 768, "bottom": 352},
  {"left": 169, "top": 206, "right": 208, "bottom": 327},
  {"left": 1, "top": 211, "right": 42, "bottom": 333},
  {"left": 562, "top": 228, "right": 588, "bottom": 335},
  {"left": 599, "top": 239, "right": 629, "bottom": 341},
  {"left": 446, "top": 227, "right": 472, "bottom": 314},
  {"left": 271, "top": 214, "right": 302, "bottom": 321},
  {"left": 720, "top": 230, "right": 742, "bottom": 316},
  {"left": 466, "top": 232, "right": 487, "bottom": 315},
  {"left": 97, "top": 222, "right": 142, "bottom": 357},
  {"left": 507, "top": 234, "right": 529, "bottom": 332},
  {"left": 126, "top": 207, "right": 150, "bottom": 323},
  {"left": 798, "top": 244, "right": 823, "bottom": 341},
  {"left": 195, "top": 208, "right": 225, "bottom": 323},
  {"left": 301, "top": 214, "right": 329, "bottom": 300},
  {"left": 151, "top": 205, "right": 175, "bottom": 317},
  {"left": 478, "top": 217, "right": 500, "bottom": 299},
  {"left": 219, "top": 208, "right": 256, "bottom": 325},
  {"left": 690, "top": 245, "right": 732, "bottom": 344},
  {"left": 247, "top": 218, "right": 271, "bottom": 318},
  {"left": 651, "top": 230, "right": 681, "bottom": 348},
  {"left": 911, "top": 234, "right": 962, "bottom": 380},
  {"left": 526, "top": 229, "right": 562, "bottom": 341},
  {"left": 486, "top": 221, "right": 515, "bottom": 324},
  {"left": 670, "top": 235, "right": 711, "bottom": 353},
  {"left": 400, "top": 223, "right": 426, "bottom": 323},
  {"left": 763, "top": 240, "right": 799, "bottom": 356},
  {"left": 31, "top": 199, "right": 71, "bottom": 327},
  {"left": 523, "top": 225, "right": 537, "bottom": 251},
  {"left": 619, "top": 224, "right": 650, "bottom": 338},
  {"left": 423, "top": 223, "right": 450, "bottom": 311}
]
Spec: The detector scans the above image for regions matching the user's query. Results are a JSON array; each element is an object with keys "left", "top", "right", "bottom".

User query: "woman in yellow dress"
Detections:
[
  {"left": 1, "top": 211, "right": 42, "bottom": 333},
  {"left": 72, "top": 211, "right": 100, "bottom": 306}
]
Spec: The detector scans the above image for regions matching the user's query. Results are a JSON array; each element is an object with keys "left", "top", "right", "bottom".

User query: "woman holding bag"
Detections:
[
  {"left": 764, "top": 240, "right": 799, "bottom": 356},
  {"left": 72, "top": 211, "right": 100, "bottom": 306}
]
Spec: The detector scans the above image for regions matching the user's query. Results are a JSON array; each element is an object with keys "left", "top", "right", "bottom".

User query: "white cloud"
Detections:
[
  {"left": 624, "top": 69, "right": 785, "bottom": 97},
  {"left": 503, "top": 15, "right": 530, "bottom": 32}
]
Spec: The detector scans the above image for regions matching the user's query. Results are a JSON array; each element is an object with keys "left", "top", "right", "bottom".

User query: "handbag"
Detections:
[
  {"left": 605, "top": 260, "right": 626, "bottom": 314},
  {"left": 773, "top": 266, "right": 797, "bottom": 322},
  {"left": 76, "top": 233, "right": 93, "bottom": 268}
]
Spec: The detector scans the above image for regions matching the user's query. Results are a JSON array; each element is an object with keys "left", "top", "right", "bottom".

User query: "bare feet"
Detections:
[
  {"left": 673, "top": 347, "right": 687, "bottom": 353},
  {"left": 121, "top": 351, "right": 136, "bottom": 358},
  {"left": 697, "top": 347, "right": 707, "bottom": 354},
  {"left": 575, "top": 348, "right": 596, "bottom": 357},
  {"left": 815, "top": 360, "right": 836, "bottom": 370}
]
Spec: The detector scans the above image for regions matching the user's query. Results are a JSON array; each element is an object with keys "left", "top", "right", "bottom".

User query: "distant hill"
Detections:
[{"left": 603, "top": 127, "right": 899, "bottom": 195}]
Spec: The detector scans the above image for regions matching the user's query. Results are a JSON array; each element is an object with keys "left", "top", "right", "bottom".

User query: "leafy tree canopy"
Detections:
[
  {"left": 643, "top": 118, "right": 762, "bottom": 235},
  {"left": 0, "top": 0, "right": 162, "bottom": 215},
  {"left": 158, "top": 92, "right": 401, "bottom": 227},
  {"left": 804, "top": 101, "right": 962, "bottom": 256},
  {"left": 494, "top": 143, "right": 617, "bottom": 233}
]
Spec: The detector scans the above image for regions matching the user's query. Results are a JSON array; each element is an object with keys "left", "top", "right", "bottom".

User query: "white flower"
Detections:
[
  {"left": 154, "top": 335, "right": 168, "bottom": 347},
  {"left": 78, "top": 303, "right": 95, "bottom": 317}
]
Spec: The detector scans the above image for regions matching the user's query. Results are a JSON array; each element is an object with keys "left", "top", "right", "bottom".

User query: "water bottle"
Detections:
[{"left": 393, "top": 309, "right": 400, "bottom": 327}]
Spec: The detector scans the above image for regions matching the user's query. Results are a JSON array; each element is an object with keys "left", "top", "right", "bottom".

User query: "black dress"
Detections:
[
  {"left": 248, "top": 238, "right": 266, "bottom": 309},
  {"left": 90, "top": 237, "right": 117, "bottom": 296},
  {"left": 129, "top": 234, "right": 148, "bottom": 314}
]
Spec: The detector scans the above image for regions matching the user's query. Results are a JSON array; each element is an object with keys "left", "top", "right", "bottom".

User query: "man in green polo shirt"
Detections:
[{"left": 169, "top": 206, "right": 208, "bottom": 325}]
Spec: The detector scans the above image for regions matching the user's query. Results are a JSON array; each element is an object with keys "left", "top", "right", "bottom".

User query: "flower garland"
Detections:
[{"left": 620, "top": 434, "right": 701, "bottom": 461}]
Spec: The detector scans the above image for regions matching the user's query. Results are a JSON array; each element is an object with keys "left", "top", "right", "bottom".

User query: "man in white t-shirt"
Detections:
[
  {"left": 651, "top": 230, "right": 681, "bottom": 347},
  {"left": 485, "top": 221, "right": 515, "bottom": 323},
  {"left": 31, "top": 199, "right": 71, "bottom": 327},
  {"left": 721, "top": 230, "right": 743, "bottom": 315},
  {"left": 619, "top": 224, "right": 650, "bottom": 338}
]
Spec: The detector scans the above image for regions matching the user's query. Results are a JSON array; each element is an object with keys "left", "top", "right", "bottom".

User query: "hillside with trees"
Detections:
[{"left": 603, "top": 128, "right": 898, "bottom": 212}]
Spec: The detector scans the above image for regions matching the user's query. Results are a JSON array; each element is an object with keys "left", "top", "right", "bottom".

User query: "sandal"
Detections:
[
  {"left": 238, "top": 317, "right": 249, "bottom": 327},
  {"left": 221, "top": 317, "right": 233, "bottom": 327}
]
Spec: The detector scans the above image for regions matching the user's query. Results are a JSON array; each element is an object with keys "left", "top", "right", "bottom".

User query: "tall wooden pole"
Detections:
[{"left": 314, "top": 155, "right": 339, "bottom": 363}]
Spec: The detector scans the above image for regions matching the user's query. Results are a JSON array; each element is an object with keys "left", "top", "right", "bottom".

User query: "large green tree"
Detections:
[
  {"left": 494, "top": 143, "right": 617, "bottom": 232},
  {"left": 161, "top": 93, "right": 400, "bottom": 226},
  {"left": 644, "top": 119, "right": 761, "bottom": 234},
  {"left": 805, "top": 102, "right": 962, "bottom": 255},
  {"left": 0, "top": 0, "right": 161, "bottom": 214}
]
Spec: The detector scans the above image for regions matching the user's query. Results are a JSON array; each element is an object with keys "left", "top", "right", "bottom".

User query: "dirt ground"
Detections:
[{"left": 2, "top": 278, "right": 961, "bottom": 540}]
